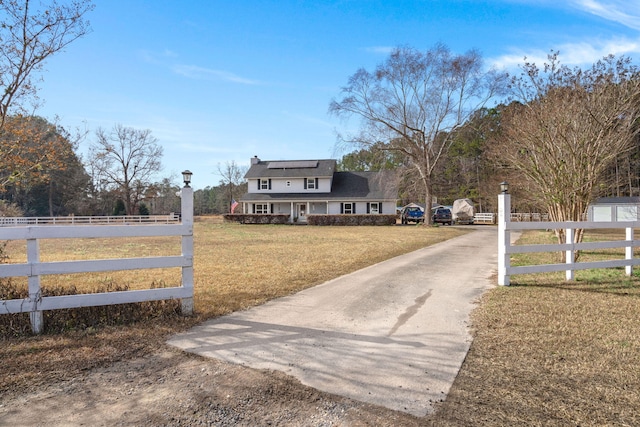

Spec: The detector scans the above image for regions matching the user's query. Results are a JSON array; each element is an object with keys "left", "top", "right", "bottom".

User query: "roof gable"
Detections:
[{"left": 330, "top": 171, "right": 397, "bottom": 199}]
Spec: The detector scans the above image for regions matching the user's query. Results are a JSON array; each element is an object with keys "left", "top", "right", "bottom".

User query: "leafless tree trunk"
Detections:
[
  {"left": 90, "top": 124, "right": 163, "bottom": 215},
  {"left": 330, "top": 44, "right": 507, "bottom": 224},
  {"left": 217, "top": 161, "right": 247, "bottom": 213},
  {"left": 493, "top": 53, "right": 640, "bottom": 256},
  {"left": 0, "top": 0, "right": 94, "bottom": 127}
]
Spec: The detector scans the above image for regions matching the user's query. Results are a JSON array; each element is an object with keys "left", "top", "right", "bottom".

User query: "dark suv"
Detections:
[{"left": 432, "top": 208, "right": 453, "bottom": 225}]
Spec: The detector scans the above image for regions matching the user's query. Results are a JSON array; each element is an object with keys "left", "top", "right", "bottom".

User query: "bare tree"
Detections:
[
  {"left": 330, "top": 44, "right": 507, "bottom": 223},
  {"left": 0, "top": 0, "right": 94, "bottom": 127},
  {"left": 217, "top": 160, "right": 247, "bottom": 213},
  {"left": 90, "top": 124, "right": 163, "bottom": 215},
  {"left": 494, "top": 52, "right": 640, "bottom": 246}
]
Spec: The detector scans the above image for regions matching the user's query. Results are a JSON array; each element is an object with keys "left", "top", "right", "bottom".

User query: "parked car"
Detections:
[
  {"left": 401, "top": 206, "right": 425, "bottom": 224},
  {"left": 452, "top": 198, "right": 475, "bottom": 225},
  {"left": 432, "top": 207, "right": 453, "bottom": 225}
]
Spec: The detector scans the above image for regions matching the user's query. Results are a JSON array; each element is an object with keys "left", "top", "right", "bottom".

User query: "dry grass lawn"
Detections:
[
  {"left": 2, "top": 221, "right": 640, "bottom": 425},
  {"left": 1, "top": 216, "right": 466, "bottom": 318},
  {"left": 432, "top": 229, "right": 640, "bottom": 426},
  {"left": 0, "top": 219, "right": 466, "bottom": 393}
]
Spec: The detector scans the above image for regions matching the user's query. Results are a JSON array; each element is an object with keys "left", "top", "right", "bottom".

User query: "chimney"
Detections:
[{"left": 251, "top": 155, "right": 260, "bottom": 165}]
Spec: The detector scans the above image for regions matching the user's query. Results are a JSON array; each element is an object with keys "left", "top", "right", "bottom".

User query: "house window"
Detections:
[
  {"left": 255, "top": 204, "right": 269, "bottom": 214},
  {"left": 260, "top": 179, "right": 269, "bottom": 190},
  {"left": 342, "top": 202, "right": 354, "bottom": 214},
  {"left": 306, "top": 178, "right": 316, "bottom": 189},
  {"left": 369, "top": 202, "right": 380, "bottom": 214},
  {"left": 286, "top": 181, "right": 291, "bottom": 187}
]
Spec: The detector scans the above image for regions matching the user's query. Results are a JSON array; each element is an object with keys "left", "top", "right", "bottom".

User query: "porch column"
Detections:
[{"left": 290, "top": 201, "right": 294, "bottom": 222}]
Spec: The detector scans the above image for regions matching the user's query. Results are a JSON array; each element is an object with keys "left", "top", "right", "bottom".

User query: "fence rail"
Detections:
[
  {"left": 473, "top": 213, "right": 496, "bottom": 224},
  {"left": 0, "top": 190, "right": 194, "bottom": 334},
  {"left": 0, "top": 214, "right": 180, "bottom": 227},
  {"left": 498, "top": 193, "right": 637, "bottom": 286},
  {"left": 509, "top": 212, "right": 549, "bottom": 222}
]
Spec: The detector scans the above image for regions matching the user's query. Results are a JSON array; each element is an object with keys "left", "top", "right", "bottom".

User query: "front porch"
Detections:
[{"left": 243, "top": 201, "right": 330, "bottom": 223}]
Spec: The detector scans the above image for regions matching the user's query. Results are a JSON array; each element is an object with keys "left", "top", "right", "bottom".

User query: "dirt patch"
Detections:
[{"left": 0, "top": 347, "right": 425, "bottom": 426}]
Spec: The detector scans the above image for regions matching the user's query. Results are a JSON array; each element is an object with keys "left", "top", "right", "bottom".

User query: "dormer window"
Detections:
[{"left": 305, "top": 178, "right": 318, "bottom": 190}]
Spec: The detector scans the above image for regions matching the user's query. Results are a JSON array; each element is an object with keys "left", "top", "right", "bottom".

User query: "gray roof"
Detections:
[
  {"left": 592, "top": 197, "right": 640, "bottom": 205},
  {"left": 239, "top": 170, "right": 397, "bottom": 202},
  {"left": 244, "top": 159, "right": 336, "bottom": 179}
]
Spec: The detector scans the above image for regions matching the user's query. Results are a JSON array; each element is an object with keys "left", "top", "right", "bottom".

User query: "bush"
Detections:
[
  {"left": 223, "top": 214, "right": 290, "bottom": 224},
  {"left": 138, "top": 202, "right": 150, "bottom": 216},
  {"left": 113, "top": 199, "right": 126, "bottom": 216},
  {"left": 307, "top": 214, "right": 397, "bottom": 226},
  {"left": 0, "top": 200, "right": 23, "bottom": 217}
]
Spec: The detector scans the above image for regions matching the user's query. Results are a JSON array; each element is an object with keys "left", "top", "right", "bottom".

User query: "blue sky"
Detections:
[{"left": 35, "top": 0, "right": 640, "bottom": 189}]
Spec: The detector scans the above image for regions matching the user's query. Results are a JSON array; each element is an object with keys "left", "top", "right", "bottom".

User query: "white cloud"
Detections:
[
  {"left": 172, "top": 65, "right": 261, "bottom": 85},
  {"left": 364, "top": 46, "right": 395, "bottom": 55},
  {"left": 163, "top": 49, "right": 179, "bottom": 58},
  {"left": 490, "top": 36, "right": 640, "bottom": 69},
  {"left": 571, "top": 0, "right": 640, "bottom": 30}
]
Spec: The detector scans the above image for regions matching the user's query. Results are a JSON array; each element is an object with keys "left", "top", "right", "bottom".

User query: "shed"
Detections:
[{"left": 588, "top": 197, "right": 640, "bottom": 222}]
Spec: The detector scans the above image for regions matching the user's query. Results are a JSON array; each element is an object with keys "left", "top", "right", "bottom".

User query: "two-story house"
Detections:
[{"left": 238, "top": 156, "right": 397, "bottom": 223}]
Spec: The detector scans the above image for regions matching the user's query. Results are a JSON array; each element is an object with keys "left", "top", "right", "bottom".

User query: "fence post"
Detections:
[
  {"left": 180, "top": 185, "right": 194, "bottom": 315},
  {"left": 498, "top": 192, "right": 511, "bottom": 286},
  {"left": 27, "top": 238, "right": 43, "bottom": 334},
  {"left": 626, "top": 227, "right": 634, "bottom": 276},
  {"left": 565, "top": 226, "right": 575, "bottom": 281}
]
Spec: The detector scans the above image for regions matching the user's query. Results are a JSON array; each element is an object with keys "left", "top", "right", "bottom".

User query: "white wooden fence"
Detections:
[
  {"left": 0, "top": 187, "right": 194, "bottom": 334},
  {"left": 0, "top": 214, "right": 181, "bottom": 226},
  {"left": 473, "top": 212, "right": 496, "bottom": 224},
  {"left": 471, "top": 212, "right": 549, "bottom": 225},
  {"left": 498, "top": 193, "right": 638, "bottom": 286}
]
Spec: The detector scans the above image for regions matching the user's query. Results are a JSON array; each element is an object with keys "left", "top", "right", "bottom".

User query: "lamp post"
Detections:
[
  {"left": 500, "top": 181, "right": 509, "bottom": 194},
  {"left": 182, "top": 170, "right": 193, "bottom": 188}
]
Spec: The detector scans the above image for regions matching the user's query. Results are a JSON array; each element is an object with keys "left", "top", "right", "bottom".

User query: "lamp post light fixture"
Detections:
[
  {"left": 182, "top": 170, "right": 193, "bottom": 188},
  {"left": 500, "top": 181, "right": 509, "bottom": 194}
]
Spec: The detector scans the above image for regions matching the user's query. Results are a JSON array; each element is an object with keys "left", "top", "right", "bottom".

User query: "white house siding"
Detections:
[
  {"left": 382, "top": 201, "right": 396, "bottom": 215},
  {"left": 254, "top": 202, "right": 330, "bottom": 215},
  {"left": 272, "top": 203, "right": 290, "bottom": 214},
  {"left": 308, "top": 202, "right": 328, "bottom": 214},
  {"left": 247, "top": 177, "right": 332, "bottom": 194},
  {"left": 327, "top": 201, "right": 395, "bottom": 215}
]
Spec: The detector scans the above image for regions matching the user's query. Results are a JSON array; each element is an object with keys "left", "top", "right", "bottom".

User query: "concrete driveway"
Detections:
[{"left": 168, "top": 226, "right": 497, "bottom": 417}]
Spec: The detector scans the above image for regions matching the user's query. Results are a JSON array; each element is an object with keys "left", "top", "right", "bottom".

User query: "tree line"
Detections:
[
  {"left": 0, "top": 117, "right": 247, "bottom": 217},
  {"left": 332, "top": 45, "right": 640, "bottom": 233}
]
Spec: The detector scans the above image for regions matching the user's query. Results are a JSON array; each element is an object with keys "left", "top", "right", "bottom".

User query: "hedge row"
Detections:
[
  {"left": 307, "top": 214, "right": 398, "bottom": 226},
  {"left": 223, "top": 214, "right": 398, "bottom": 225},
  {"left": 223, "top": 214, "right": 290, "bottom": 224}
]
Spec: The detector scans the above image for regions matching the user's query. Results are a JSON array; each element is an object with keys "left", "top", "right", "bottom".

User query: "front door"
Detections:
[{"left": 297, "top": 203, "right": 307, "bottom": 222}]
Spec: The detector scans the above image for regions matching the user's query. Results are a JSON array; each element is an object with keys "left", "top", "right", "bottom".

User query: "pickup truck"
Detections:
[{"left": 401, "top": 206, "right": 425, "bottom": 224}]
